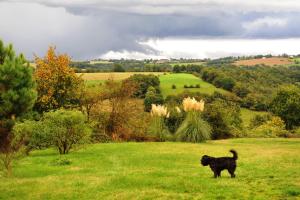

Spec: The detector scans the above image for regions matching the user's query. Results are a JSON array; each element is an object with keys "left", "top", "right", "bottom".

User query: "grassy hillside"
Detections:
[
  {"left": 0, "top": 139, "right": 299, "bottom": 199},
  {"left": 241, "top": 108, "right": 269, "bottom": 127},
  {"left": 159, "top": 73, "right": 227, "bottom": 97}
]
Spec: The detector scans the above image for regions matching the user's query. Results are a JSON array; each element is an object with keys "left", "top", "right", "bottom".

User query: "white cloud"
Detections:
[
  {"left": 100, "top": 50, "right": 167, "bottom": 60},
  {"left": 101, "top": 38, "right": 300, "bottom": 59}
]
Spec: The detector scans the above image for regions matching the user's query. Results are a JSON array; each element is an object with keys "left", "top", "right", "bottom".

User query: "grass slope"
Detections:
[
  {"left": 241, "top": 108, "right": 269, "bottom": 128},
  {"left": 1, "top": 139, "right": 299, "bottom": 200},
  {"left": 159, "top": 73, "right": 227, "bottom": 97}
]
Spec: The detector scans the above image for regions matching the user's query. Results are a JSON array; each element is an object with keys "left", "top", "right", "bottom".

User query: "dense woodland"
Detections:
[{"left": 1, "top": 40, "right": 300, "bottom": 176}]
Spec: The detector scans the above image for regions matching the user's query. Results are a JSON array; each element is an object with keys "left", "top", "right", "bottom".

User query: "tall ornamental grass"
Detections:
[
  {"left": 176, "top": 97, "right": 211, "bottom": 142},
  {"left": 148, "top": 104, "right": 170, "bottom": 141}
]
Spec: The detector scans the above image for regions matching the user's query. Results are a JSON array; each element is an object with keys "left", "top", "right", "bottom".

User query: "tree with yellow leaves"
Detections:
[{"left": 34, "top": 46, "right": 83, "bottom": 112}]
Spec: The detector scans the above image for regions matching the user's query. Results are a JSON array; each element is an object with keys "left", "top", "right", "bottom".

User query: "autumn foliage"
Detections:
[{"left": 34, "top": 46, "right": 83, "bottom": 112}]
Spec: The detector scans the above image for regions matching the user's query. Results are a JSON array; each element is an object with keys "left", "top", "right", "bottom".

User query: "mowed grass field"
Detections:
[
  {"left": 0, "top": 139, "right": 299, "bottom": 200},
  {"left": 159, "top": 73, "right": 227, "bottom": 97}
]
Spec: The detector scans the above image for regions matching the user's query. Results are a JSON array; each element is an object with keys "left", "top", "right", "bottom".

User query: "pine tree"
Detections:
[{"left": 0, "top": 39, "right": 37, "bottom": 176}]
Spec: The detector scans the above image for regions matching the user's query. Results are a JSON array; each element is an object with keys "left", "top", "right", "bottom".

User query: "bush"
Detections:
[
  {"left": 176, "top": 111, "right": 211, "bottom": 143},
  {"left": 195, "top": 84, "right": 200, "bottom": 88},
  {"left": 126, "top": 74, "right": 160, "bottom": 98},
  {"left": 148, "top": 105, "right": 171, "bottom": 141},
  {"left": 249, "top": 114, "right": 271, "bottom": 128},
  {"left": 172, "top": 84, "right": 176, "bottom": 89},
  {"left": 12, "top": 120, "right": 52, "bottom": 154},
  {"left": 144, "top": 87, "right": 164, "bottom": 112},
  {"left": 202, "top": 100, "right": 242, "bottom": 139},
  {"left": 248, "top": 116, "right": 289, "bottom": 138},
  {"left": 165, "top": 107, "right": 185, "bottom": 133},
  {"left": 42, "top": 109, "right": 92, "bottom": 154},
  {"left": 270, "top": 86, "right": 300, "bottom": 129},
  {"left": 184, "top": 85, "right": 188, "bottom": 88},
  {"left": 213, "top": 77, "right": 236, "bottom": 91},
  {"left": 113, "top": 63, "right": 125, "bottom": 72}
]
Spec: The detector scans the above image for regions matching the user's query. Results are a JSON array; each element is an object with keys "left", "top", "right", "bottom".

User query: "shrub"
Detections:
[
  {"left": 202, "top": 100, "right": 242, "bottom": 139},
  {"left": 195, "top": 84, "right": 200, "bottom": 88},
  {"left": 172, "top": 84, "right": 176, "bottom": 89},
  {"left": 12, "top": 120, "right": 51, "bottom": 154},
  {"left": 148, "top": 105, "right": 171, "bottom": 141},
  {"left": 144, "top": 87, "right": 164, "bottom": 112},
  {"left": 176, "top": 97, "right": 211, "bottom": 142},
  {"left": 184, "top": 85, "right": 188, "bottom": 88},
  {"left": 42, "top": 109, "right": 92, "bottom": 154},
  {"left": 126, "top": 74, "right": 160, "bottom": 98},
  {"left": 165, "top": 106, "right": 185, "bottom": 133},
  {"left": 176, "top": 111, "right": 211, "bottom": 142},
  {"left": 213, "top": 77, "right": 236, "bottom": 91},
  {"left": 249, "top": 114, "right": 271, "bottom": 128},
  {"left": 113, "top": 63, "right": 125, "bottom": 72},
  {"left": 270, "top": 86, "right": 300, "bottom": 129},
  {"left": 248, "top": 116, "right": 289, "bottom": 138}
]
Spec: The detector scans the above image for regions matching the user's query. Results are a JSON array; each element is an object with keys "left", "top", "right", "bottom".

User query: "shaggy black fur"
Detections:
[{"left": 201, "top": 150, "right": 238, "bottom": 178}]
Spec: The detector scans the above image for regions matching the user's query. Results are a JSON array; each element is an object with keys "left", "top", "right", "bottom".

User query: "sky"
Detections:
[{"left": 1, "top": 0, "right": 300, "bottom": 60}]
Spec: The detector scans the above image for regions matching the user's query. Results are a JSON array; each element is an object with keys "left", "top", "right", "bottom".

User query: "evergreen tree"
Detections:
[{"left": 0, "top": 39, "right": 37, "bottom": 176}]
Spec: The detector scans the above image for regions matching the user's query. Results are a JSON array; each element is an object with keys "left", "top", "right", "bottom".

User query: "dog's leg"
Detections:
[
  {"left": 228, "top": 168, "right": 236, "bottom": 178},
  {"left": 213, "top": 171, "right": 218, "bottom": 178},
  {"left": 217, "top": 170, "right": 221, "bottom": 177}
]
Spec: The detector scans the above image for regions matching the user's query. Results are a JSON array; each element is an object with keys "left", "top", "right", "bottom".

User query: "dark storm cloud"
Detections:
[{"left": 1, "top": 0, "right": 300, "bottom": 59}]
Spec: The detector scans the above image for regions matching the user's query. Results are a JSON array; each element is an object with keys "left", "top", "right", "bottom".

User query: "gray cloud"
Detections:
[{"left": 1, "top": 0, "right": 300, "bottom": 59}]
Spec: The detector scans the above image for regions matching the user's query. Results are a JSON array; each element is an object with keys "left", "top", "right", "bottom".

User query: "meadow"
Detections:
[
  {"left": 159, "top": 73, "right": 227, "bottom": 97},
  {"left": 0, "top": 138, "right": 299, "bottom": 200},
  {"left": 80, "top": 73, "right": 227, "bottom": 97}
]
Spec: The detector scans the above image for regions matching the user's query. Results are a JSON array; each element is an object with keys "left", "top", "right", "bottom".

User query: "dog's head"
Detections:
[{"left": 201, "top": 155, "right": 211, "bottom": 166}]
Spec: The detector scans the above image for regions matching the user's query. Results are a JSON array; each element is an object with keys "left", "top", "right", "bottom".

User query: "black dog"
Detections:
[{"left": 201, "top": 150, "right": 238, "bottom": 178}]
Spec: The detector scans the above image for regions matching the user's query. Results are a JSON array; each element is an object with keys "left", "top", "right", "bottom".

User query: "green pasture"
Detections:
[
  {"left": 1, "top": 139, "right": 299, "bottom": 199},
  {"left": 159, "top": 73, "right": 227, "bottom": 97}
]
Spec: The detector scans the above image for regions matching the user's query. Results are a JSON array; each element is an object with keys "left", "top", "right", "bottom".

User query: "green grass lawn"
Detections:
[
  {"left": 159, "top": 73, "right": 227, "bottom": 97},
  {"left": 1, "top": 139, "right": 299, "bottom": 199}
]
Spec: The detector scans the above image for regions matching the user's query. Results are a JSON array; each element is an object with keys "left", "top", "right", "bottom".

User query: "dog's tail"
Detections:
[{"left": 230, "top": 149, "right": 238, "bottom": 160}]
